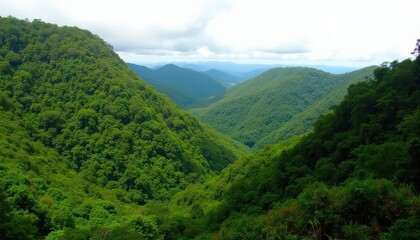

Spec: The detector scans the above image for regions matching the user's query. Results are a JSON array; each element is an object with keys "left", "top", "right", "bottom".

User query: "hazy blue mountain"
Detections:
[
  {"left": 145, "top": 61, "right": 360, "bottom": 76},
  {"left": 165, "top": 61, "right": 278, "bottom": 77},
  {"left": 128, "top": 63, "right": 226, "bottom": 108},
  {"left": 238, "top": 67, "right": 273, "bottom": 79},
  {"left": 204, "top": 69, "right": 243, "bottom": 86},
  {"left": 127, "top": 63, "right": 156, "bottom": 81}
]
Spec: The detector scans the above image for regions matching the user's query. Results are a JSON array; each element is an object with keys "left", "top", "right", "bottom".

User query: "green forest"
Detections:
[
  {"left": 192, "top": 66, "right": 376, "bottom": 148},
  {"left": 0, "top": 16, "right": 419, "bottom": 240},
  {"left": 0, "top": 17, "right": 247, "bottom": 239}
]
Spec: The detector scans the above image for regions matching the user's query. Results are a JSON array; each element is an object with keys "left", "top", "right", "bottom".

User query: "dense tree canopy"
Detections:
[
  {"left": 193, "top": 66, "right": 375, "bottom": 148},
  {"left": 1, "top": 16, "right": 419, "bottom": 240},
  {"left": 157, "top": 55, "right": 420, "bottom": 239},
  {"left": 0, "top": 16, "right": 247, "bottom": 239}
]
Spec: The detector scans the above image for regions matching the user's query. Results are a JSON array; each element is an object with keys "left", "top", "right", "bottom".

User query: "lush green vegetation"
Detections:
[
  {"left": 153, "top": 55, "right": 420, "bottom": 239},
  {"left": 254, "top": 66, "right": 377, "bottom": 148},
  {"left": 128, "top": 63, "right": 226, "bottom": 109},
  {"left": 193, "top": 66, "right": 375, "bottom": 148},
  {"left": 1, "top": 16, "right": 419, "bottom": 240},
  {"left": 0, "top": 17, "right": 248, "bottom": 239}
]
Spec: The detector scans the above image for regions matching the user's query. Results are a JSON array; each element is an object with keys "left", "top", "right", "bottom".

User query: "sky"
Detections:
[{"left": 0, "top": 0, "right": 419, "bottom": 67}]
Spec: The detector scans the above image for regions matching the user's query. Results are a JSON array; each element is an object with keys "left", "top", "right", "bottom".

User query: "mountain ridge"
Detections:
[
  {"left": 128, "top": 63, "right": 226, "bottom": 108},
  {"left": 204, "top": 69, "right": 242, "bottom": 86},
  {"left": 193, "top": 66, "right": 376, "bottom": 147},
  {"left": 144, "top": 61, "right": 359, "bottom": 75}
]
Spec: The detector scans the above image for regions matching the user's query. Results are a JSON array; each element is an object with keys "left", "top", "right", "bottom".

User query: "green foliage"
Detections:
[
  {"left": 50, "top": 206, "right": 75, "bottom": 230},
  {"left": 0, "top": 16, "right": 247, "bottom": 239},
  {"left": 170, "top": 178, "right": 417, "bottom": 240},
  {"left": 193, "top": 66, "right": 375, "bottom": 148},
  {"left": 262, "top": 179, "right": 417, "bottom": 240},
  {"left": 1, "top": 15, "right": 419, "bottom": 240},
  {"left": 381, "top": 218, "right": 420, "bottom": 240},
  {"left": 0, "top": 187, "right": 39, "bottom": 240},
  {"left": 162, "top": 56, "right": 420, "bottom": 238},
  {"left": 56, "top": 216, "right": 161, "bottom": 240}
]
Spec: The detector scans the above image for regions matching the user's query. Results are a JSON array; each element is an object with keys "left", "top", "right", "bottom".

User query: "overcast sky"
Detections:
[{"left": 1, "top": 0, "right": 419, "bottom": 67}]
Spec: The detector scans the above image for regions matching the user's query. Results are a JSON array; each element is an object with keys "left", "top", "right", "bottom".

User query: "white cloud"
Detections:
[{"left": 0, "top": 0, "right": 419, "bottom": 66}]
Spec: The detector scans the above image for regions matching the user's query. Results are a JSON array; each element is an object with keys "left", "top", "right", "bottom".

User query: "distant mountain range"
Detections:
[
  {"left": 204, "top": 69, "right": 242, "bottom": 86},
  {"left": 129, "top": 62, "right": 361, "bottom": 110},
  {"left": 129, "top": 62, "right": 372, "bottom": 146},
  {"left": 144, "top": 61, "right": 360, "bottom": 75},
  {"left": 128, "top": 63, "right": 227, "bottom": 108}
]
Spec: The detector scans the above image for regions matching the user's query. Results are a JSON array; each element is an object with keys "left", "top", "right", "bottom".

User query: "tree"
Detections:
[
  {"left": 411, "top": 39, "right": 420, "bottom": 57},
  {"left": 0, "top": 188, "right": 38, "bottom": 240}
]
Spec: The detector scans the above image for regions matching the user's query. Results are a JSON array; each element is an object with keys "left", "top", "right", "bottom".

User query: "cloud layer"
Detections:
[{"left": 1, "top": 0, "right": 419, "bottom": 66}]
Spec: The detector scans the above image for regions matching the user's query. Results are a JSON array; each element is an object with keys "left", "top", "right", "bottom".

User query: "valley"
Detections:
[{"left": 0, "top": 16, "right": 419, "bottom": 240}]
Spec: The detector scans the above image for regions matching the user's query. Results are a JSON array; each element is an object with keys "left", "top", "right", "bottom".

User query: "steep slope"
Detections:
[
  {"left": 254, "top": 66, "right": 377, "bottom": 148},
  {"left": 128, "top": 63, "right": 226, "bottom": 108},
  {"left": 154, "top": 57, "right": 420, "bottom": 240},
  {"left": 193, "top": 67, "right": 375, "bottom": 148},
  {"left": 0, "top": 17, "right": 247, "bottom": 239}
]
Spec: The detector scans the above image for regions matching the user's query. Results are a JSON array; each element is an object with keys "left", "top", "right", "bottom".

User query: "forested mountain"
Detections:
[
  {"left": 0, "top": 17, "right": 248, "bottom": 239},
  {"left": 254, "top": 66, "right": 377, "bottom": 148},
  {"left": 1, "top": 15, "right": 419, "bottom": 240},
  {"left": 173, "top": 61, "right": 274, "bottom": 76},
  {"left": 128, "top": 63, "right": 226, "bottom": 108},
  {"left": 153, "top": 55, "right": 420, "bottom": 240},
  {"left": 166, "top": 61, "right": 358, "bottom": 76},
  {"left": 193, "top": 66, "right": 376, "bottom": 148}
]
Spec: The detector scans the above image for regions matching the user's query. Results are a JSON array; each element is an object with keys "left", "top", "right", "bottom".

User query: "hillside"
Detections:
[
  {"left": 193, "top": 66, "right": 375, "bottom": 148},
  {"left": 152, "top": 57, "right": 420, "bottom": 240},
  {"left": 254, "top": 66, "right": 377, "bottom": 148},
  {"left": 0, "top": 17, "right": 248, "bottom": 239},
  {"left": 128, "top": 63, "right": 226, "bottom": 108}
]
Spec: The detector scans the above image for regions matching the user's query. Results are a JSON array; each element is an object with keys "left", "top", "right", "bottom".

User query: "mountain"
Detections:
[
  {"left": 154, "top": 64, "right": 225, "bottom": 99},
  {"left": 254, "top": 66, "right": 377, "bottom": 148},
  {"left": 308, "top": 64, "right": 359, "bottom": 74},
  {"left": 193, "top": 66, "right": 376, "bottom": 148},
  {"left": 128, "top": 63, "right": 226, "bottom": 108},
  {"left": 174, "top": 61, "right": 275, "bottom": 76},
  {"left": 237, "top": 67, "right": 273, "bottom": 79},
  {"left": 0, "top": 17, "right": 248, "bottom": 239},
  {"left": 204, "top": 69, "right": 242, "bottom": 86},
  {"left": 154, "top": 57, "right": 420, "bottom": 240},
  {"left": 149, "top": 61, "right": 359, "bottom": 75},
  {"left": 2, "top": 15, "right": 418, "bottom": 240}
]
